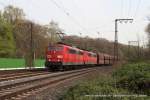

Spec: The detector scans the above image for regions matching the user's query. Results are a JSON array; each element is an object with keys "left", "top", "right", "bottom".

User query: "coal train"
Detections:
[{"left": 45, "top": 43, "right": 114, "bottom": 71}]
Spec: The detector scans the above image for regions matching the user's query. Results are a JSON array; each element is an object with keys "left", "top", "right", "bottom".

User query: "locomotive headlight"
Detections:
[{"left": 57, "top": 55, "right": 63, "bottom": 58}]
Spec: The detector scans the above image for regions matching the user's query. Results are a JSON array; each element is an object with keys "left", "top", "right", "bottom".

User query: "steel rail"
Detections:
[
  {"left": 0, "top": 68, "right": 96, "bottom": 99},
  {"left": 0, "top": 71, "right": 50, "bottom": 82}
]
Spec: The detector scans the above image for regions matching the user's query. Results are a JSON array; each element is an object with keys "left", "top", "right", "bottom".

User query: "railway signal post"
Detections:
[{"left": 114, "top": 19, "right": 133, "bottom": 61}]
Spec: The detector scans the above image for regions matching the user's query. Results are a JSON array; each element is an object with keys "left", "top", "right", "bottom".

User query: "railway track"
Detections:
[
  {"left": 0, "top": 67, "right": 96, "bottom": 100},
  {"left": 0, "top": 71, "right": 50, "bottom": 82},
  {"left": 0, "top": 68, "right": 46, "bottom": 74}
]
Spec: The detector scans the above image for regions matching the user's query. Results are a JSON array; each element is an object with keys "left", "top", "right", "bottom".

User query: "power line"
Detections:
[
  {"left": 134, "top": 0, "right": 141, "bottom": 19},
  {"left": 121, "top": 0, "right": 124, "bottom": 17},
  {"left": 50, "top": 0, "right": 70, "bottom": 16},
  {"left": 123, "top": 0, "right": 130, "bottom": 18},
  {"left": 128, "top": 0, "right": 131, "bottom": 17},
  {"left": 49, "top": 0, "right": 89, "bottom": 33},
  {"left": 30, "top": 0, "right": 88, "bottom": 34},
  {"left": 124, "top": 0, "right": 128, "bottom": 17},
  {"left": 57, "top": 0, "right": 70, "bottom": 12},
  {"left": 59, "top": 0, "right": 87, "bottom": 29},
  {"left": 71, "top": 0, "right": 86, "bottom": 19}
]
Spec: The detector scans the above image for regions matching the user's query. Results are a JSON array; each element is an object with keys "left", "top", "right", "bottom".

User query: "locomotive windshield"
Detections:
[{"left": 48, "top": 46, "right": 63, "bottom": 51}]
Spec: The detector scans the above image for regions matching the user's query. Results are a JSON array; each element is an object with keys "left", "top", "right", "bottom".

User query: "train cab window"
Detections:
[
  {"left": 69, "top": 49, "right": 77, "bottom": 54},
  {"left": 48, "top": 46, "right": 63, "bottom": 51}
]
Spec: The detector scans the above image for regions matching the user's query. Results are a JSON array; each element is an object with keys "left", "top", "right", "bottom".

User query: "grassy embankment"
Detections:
[
  {"left": 60, "top": 62, "right": 150, "bottom": 100},
  {"left": 0, "top": 58, "right": 45, "bottom": 68}
]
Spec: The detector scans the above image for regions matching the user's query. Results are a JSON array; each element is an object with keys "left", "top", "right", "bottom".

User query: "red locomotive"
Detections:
[{"left": 45, "top": 43, "right": 114, "bottom": 71}]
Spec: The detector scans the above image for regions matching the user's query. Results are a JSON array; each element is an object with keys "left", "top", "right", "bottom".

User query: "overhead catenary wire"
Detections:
[
  {"left": 50, "top": 0, "right": 88, "bottom": 32},
  {"left": 50, "top": 0, "right": 70, "bottom": 16},
  {"left": 57, "top": 0, "right": 70, "bottom": 13},
  {"left": 134, "top": 0, "right": 141, "bottom": 19},
  {"left": 121, "top": 0, "right": 132, "bottom": 18},
  {"left": 71, "top": 0, "right": 86, "bottom": 23},
  {"left": 129, "top": 0, "right": 142, "bottom": 45},
  {"left": 128, "top": 0, "right": 131, "bottom": 17},
  {"left": 121, "top": 0, "right": 124, "bottom": 17},
  {"left": 119, "top": 0, "right": 142, "bottom": 45},
  {"left": 49, "top": 0, "right": 89, "bottom": 34}
]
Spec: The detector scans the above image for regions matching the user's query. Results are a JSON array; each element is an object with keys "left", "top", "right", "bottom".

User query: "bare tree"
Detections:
[
  {"left": 3, "top": 5, "right": 25, "bottom": 24},
  {"left": 145, "top": 23, "right": 150, "bottom": 56}
]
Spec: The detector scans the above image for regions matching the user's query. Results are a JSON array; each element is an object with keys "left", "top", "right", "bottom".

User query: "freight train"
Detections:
[{"left": 45, "top": 43, "right": 114, "bottom": 71}]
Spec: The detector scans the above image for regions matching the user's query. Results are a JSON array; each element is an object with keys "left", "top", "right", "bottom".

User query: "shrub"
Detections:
[
  {"left": 113, "top": 62, "right": 150, "bottom": 95},
  {"left": 60, "top": 77, "right": 148, "bottom": 100}
]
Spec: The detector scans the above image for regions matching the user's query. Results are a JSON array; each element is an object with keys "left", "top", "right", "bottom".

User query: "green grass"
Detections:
[
  {"left": 60, "top": 62, "right": 150, "bottom": 100},
  {"left": 0, "top": 58, "right": 45, "bottom": 69},
  {"left": 34, "top": 59, "right": 45, "bottom": 67},
  {"left": 60, "top": 77, "right": 149, "bottom": 100},
  {"left": 113, "top": 62, "right": 150, "bottom": 95}
]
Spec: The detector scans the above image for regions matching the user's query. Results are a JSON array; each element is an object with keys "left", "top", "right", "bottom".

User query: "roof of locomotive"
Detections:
[
  {"left": 52, "top": 43, "right": 84, "bottom": 53},
  {"left": 56, "top": 42, "right": 97, "bottom": 54},
  {"left": 49, "top": 42, "right": 114, "bottom": 57}
]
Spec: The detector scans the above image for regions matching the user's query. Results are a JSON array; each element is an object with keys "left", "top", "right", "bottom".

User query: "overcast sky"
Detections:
[{"left": 0, "top": 0, "right": 150, "bottom": 45}]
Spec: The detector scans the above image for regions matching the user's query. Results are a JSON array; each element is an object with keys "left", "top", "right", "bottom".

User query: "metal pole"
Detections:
[
  {"left": 114, "top": 19, "right": 133, "bottom": 62},
  {"left": 30, "top": 22, "right": 34, "bottom": 68},
  {"left": 128, "top": 41, "right": 130, "bottom": 59},
  {"left": 138, "top": 40, "right": 140, "bottom": 59},
  {"left": 114, "top": 19, "right": 118, "bottom": 61},
  {"left": 97, "top": 32, "right": 100, "bottom": 40}
]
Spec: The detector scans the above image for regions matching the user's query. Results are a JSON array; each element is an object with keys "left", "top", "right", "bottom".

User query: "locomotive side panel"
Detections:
[{"left": 45, "top": 43, "right": 114, "bottom": 71}]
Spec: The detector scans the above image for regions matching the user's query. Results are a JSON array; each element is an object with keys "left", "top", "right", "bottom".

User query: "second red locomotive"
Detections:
[{"left": 45, "top": 43, "right": 114, "bottom": 71}]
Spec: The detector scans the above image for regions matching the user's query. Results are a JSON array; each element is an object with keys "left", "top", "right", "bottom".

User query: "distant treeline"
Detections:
[
  {"left": 0, "top": 5, "right": 149, "bottom": 61},
  {"left": 0, "top": 5, "right": 60, "bottom": 58}
]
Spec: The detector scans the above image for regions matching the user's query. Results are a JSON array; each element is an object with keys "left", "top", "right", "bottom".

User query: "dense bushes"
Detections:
[
  {"left": 61, "top": 78, "right": 128, "bottom": 100},
  {"left": 113, "top": 62, "right": 150, "bottom": 95},
  {"left": 0, "top": 18, "right": 15, "bottom": 57},
  {"left": 60, "top": 62, "right": 150, "bottom": 100},
  {"left": 60, "top": 77, "right": 149, "bottom": 100}
]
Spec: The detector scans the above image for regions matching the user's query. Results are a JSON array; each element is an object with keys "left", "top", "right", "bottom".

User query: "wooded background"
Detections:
[{"left": 0, "top": 5, "right": 149, "bottom": 63}]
